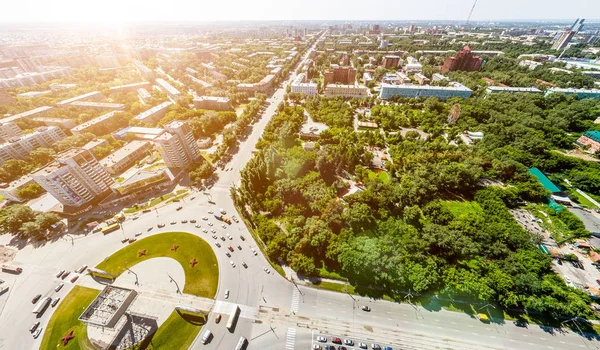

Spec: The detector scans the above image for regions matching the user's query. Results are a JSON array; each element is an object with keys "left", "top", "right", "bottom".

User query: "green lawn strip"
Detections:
[
  {"left": 441, "top": 200, "right": 483, "bottom": 218},
  {"left": 131, "top": 310, "right": 205, "bottom": 350},
  {"left": 39, "top": 286, "right": 99, "bottom": 350},
  {"left": 96, "top": 232, "right": 218, "bottom": 298}
]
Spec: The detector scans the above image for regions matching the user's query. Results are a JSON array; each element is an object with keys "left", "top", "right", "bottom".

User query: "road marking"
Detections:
[
  {"left": 290, "top": 289, "right": 300, "bottom": 313},
  {"left": 285, "top": 327, "right": 296, "bottom": 350}
]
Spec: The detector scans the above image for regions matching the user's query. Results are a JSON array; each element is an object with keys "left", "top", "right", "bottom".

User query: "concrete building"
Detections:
[
  {"left": 71, "top": 111, "right": 121, "bottom": 136},
  {"left": 323, "top": 65, "right": 357, "bottom": 86},
  {"left": 0, "top": 126, "right": 66, "bottom": 165},
  {"left": 552, "top": 19, "right": 585, "bottom": 50},
  {"left": 0, "top": 106, "right": 53, "bottom": 124},
  {"left": 113, "top": 127, "right": 165, "bottom": 141},
  {"left": 576, "top": 131, "right": 600, "bottom": 153},
  {"left": 403, "top": 57, "right": 423, "bottom": 74},
  {"left": 432, "top": 73, "right": 449, "bottom": 81},
  {"left": 236, "top": 74, "right": 276, "bottom": 93},
  {"left": 153, "top": 121, "right": 201, "bottom": 168},
  {"left": 0, "top": 67, "right": 72, "bottom": 89},
  {"left": 485, "top": 86, "right": 542, "bottom": 94},
  {"left": 68, "top": 101, "right": 125, "bottom": 110},
  {"left": 379, "top": 82, "right": 472, "bottom": 100},
  {"left": 156, "top": 78, "right": 183, "bottom": 102},
  {"left": 519, "top": 60, "right": 543, "bottom": 70},
  {"left": 414, "top": 73, "right": 430, "bottom": 85},
  {"left": 56, "top": 91, "right": 104, "bottom": 108},
  {"left": 187, "top": 74, "right": 213, "bottom": 93},
  {"left": 0, "top": 122, "right": 22, "bottom": 143},
  {"left": 133, "top": 60, "right": 155, "bottom": 81},
  {"left": 112, "top": 168, "right": 173, "bottom": 196},
  {"left": 81, "top": 138, "right": 109, "bottom": 158},
  {"left": 324, "top": 84, "right": 369, "bottom": 98},
  {"left": 193, "top": 96, "right": 232, "bottom": 111},
  {"left": 30, "top": 148, "right": 114, "bottom": 209},
  {"left": 290, "top": 73, "right": 318, "bottom": 96},
  {"left": 441, "top": 46, "right": 483, "bottom": 74},
  {"left": 0, "top": 175, "right": 36, "bottom": 202},
  {"left": 100, "top": 141, "right": 152, "bottom": 175},
  {"left": 133, "top": 102, "right": 172, "bottom": 124},
  {"left": 108, "top": 82, "right": 150, "bottom": 93},
  {"left": 17, "top": 91, "right": 51, "bottom": 98},
  {"left": 382, "top": 72, "right": 411, "bottom": 85},
  {"left": 32, "top": 117, "right": 76, "bottom": 129},
  {"left": 382, "top": 55, "right": 401, "bottom": 68},
  {"left": 544, "top": 87, "right": 600, "bottom": 99}
]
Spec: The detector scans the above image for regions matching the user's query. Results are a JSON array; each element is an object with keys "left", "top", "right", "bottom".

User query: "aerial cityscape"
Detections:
[{"left": 1, "top": 1, "right": 600, "bottom": 350}]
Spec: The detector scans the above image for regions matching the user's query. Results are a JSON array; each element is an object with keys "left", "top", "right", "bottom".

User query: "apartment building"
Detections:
[
  {"left": 323, "top": 84, "right": 369, "bottom": 98},
  {"left": 153, "top": 120, "right": 201, "bottom": 168},
  {"left": 0, "top": 106, "right": 53, "bottom": 124},
  {"left": 193, "top": 96, "right": 232, "bottom": 111},
  {"left": 71, "top": 111, "right": 121, "bottom": 135},
  {"left": 236, "top": 74, "right": 276, "bottom": 93},
  {"left": 379, "top": 82, "right": 472, "bottom": 100},
  {"left": 56, "top": 91, "right": 104, "bottom": 108},
  {"left": 0, "top": 122, "right": 23, "bottom": 142},
  {"left": 108, "top": 82, "right": 150, "bottom": 93},
  {"left": 156, "top": 78, "right": 183, "bottom": 101},
  {"left": 323, "top": 65, "right": 357, "bottom": 86},
  {"left": 30, "top": 148, "right": 114, "bottom": 209},
  {"left": 381, "top": 55, "right": 401, "bottom": 68},
  {"left": 0, "top": 175, "right": 36, "bottom": 202},
  {"left": 0, "top": 126, "right": 66, "bottom": 165},
  {"left": 69, "top": 101, "right": 125, "bottom": 110},
  {"left": 32, "top": 117, "right": 77, "bottom": 129},
  {"left": 133, "top": 60, "right": 155, "bottom": 81},
  {"left": 414, "top": 73, "right": 430, "bottom": 85},
  {"left": 100, "top": 141, "right": 152, "bottom": 175},
  {"left": 133, "top": 101, "right": 172, "bottom": 124}
]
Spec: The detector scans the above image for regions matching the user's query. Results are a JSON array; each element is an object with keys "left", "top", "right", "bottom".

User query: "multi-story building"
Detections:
[
  {"left": 71, "top": 111, "right": 121, "bottom": 136},
  {"left": 153, "top": 121, "right": 201, "bottom": 168},
  {"left": 518, "top": 60, "right": 543, "bottom": 70},
  {"left": 56, "top": 91, "right": 104, "bottom": 108},
  {"left": 403, "top": 56, "right": 423, "bottom": 74},
  {"left": 544, "top": 87, "right": 600, "bottom": 99},
  {"left": 137, "top": 88, "right": 152, "bottom": 103},
  {"left": 552, "top": 18, "right": 585, "bottom": 50},
  {"left": 193, "top": 96, "right": 232, "bottom": 111},
  {"left": 381, "top": 55, "right": 401, "bottom": 68},
  {"left": 32, "top": 117, "right": 77, "bottom": 129},
  {"left": 112, "top": 168, "right": 173, "bottom": 196},
  {"left": 81, "top": 138, "right": 109, "bottom": 158},
  {"left": 441, "top": 46, "right": 483, "bottom": 74},
  {"left": 0, "top": 175, "right": 36, "bottom": 202},
  {"left": 324, "top": 84, "right": 369, "bottom": 98},
  {"left": 290, "top": 73, "right": 318, "bottom": 96},
  {"left": 379, "top": 82, "right": 472, "bottom": 100},
  {"left": 485, "top": 86, "right": 542, "bottom": 94},
  {"left": 156, "top": 78, "right": 183, "bottom": 102},
  {"left": 382, "top": 72, "right": 411, "bottom": 85},
  {"left": 323, "top": 65, "right": 357, "bottom": 86},
  {"left": 0, "top": 106, "right": 53, "bottom": 124},
  {"left": 432, "top": 73, "right": 449, "bottom": 82},
  {"left": 0, "top": 126, "right": 66, "bottom": 165},
  {"left": 113, "top": 126, "right": 165, "bottom": 141},
  {"left": 30, "top": 148, "right": 114, "bottom": 209},
  {"left": 187, "top": 74, "right": 213, "bottom": 94},
  {"left": 133, "top": 102, "right": 172, "bottom": 124},
  {"left": 236, "top": 74, "right": 275, "bottom": 93},
  {"left": 108, "top": 82, "right": 150, "bottom": 93},
  {"left": 133, "top": 60, "right": 155, "bottom": 81},
  {"left": 99, "top": 141, "right": 152, "bottom": 175},
  {"left": 0, "top": 67, "right": 72, "bottom": 89},
  {"left": 576, "top": 131, "right": 600, "bottom": 153},
  {"left": 414, "top": 73, "right": 430, "bottom": 85},
  {"left": 0, "top": 122, "right": 22, "bottom": 143},
  {"left": 68, "top": 101, "right": 125, "bottom": 110}
]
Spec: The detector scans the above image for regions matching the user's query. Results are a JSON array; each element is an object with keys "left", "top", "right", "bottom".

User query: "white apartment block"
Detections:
[
  {"left": 153, "top": 121, "right": 201, "bottom": 168},
  {"left": 291, "top": 73, "right": 318, "bottom": 96},
  {"left": 324, "top": 84, "right": 369, "bottom": 98},
  {"left": 56, "top": 91, "right": 104, "bottom": 107},
  {"left": 134, "top": 101, "right": 172, "bottom": 124},
  {"left": 30, "top": 148, "right": 113, "bottom": 208},
  {"left": 156, "top": 78, "right": 183, "bottom": 101},
  {"left": 71, "top": 111, "right": 121, "bottom": 135},
  {"left": 0, "top": 122, "right": 23, "bottom": 143},
  {"left": 0, "top": 126, "right": 66, "bottom": 165}
]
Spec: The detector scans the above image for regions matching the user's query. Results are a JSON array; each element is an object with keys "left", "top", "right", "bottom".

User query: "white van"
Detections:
[{"left": 201, "top": 330, "right": 212, "bottom": 344}]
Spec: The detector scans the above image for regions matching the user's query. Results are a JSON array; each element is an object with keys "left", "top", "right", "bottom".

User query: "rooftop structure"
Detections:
[
  {"left": 576, "top": 131, "right": 600, "bottom": 154},
  {"left": 79, "top": 285, "right": 137, "bottom": 328},
  {"left": 544, "top": 87, "right": 600, "bottom": 99},
  {"left": 529, "top": 168, "right": 561, "bottom": 193},
  {"left": 380, "top": 83, "right": 472, "bottom": 100},
  {"left": 114, "top": 126, "right": 165, "bottom": 141}
]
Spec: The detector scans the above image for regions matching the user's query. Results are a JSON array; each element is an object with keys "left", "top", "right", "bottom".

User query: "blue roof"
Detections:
[
  {"left": 584, "top": 130, "right": 600, "bottom": 143},
  {"left": 529, "top": 168, "right": 561, "bottom": 193}
]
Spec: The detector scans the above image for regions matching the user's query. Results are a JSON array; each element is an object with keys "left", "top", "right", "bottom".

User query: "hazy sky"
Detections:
[{"left": 1, "top": 0, "right": 597, "bottom": 23}]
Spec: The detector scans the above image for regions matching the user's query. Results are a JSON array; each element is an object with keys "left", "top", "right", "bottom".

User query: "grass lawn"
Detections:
[
  {"left": 39, "top": 286, "right": 99, "bottom": 350},
  {"left": 133, "top": 310, "right": 205, "bottom": 350},
  {"left": 442, "top": 200, "right": 483, "bottom": 219},
  {"left": 312, "top": 281, "right": 356, "bottom": 294},
  {"left": 367, "top": 170, "right": 391, "bottom": 184},
  {"left": 96, "top": 232, "right": 218, "bottom": 298}
]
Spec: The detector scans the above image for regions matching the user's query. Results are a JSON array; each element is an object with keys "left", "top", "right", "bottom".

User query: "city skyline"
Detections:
[{"left": 0, "top": 0, "right": 598, "bottom": 23}]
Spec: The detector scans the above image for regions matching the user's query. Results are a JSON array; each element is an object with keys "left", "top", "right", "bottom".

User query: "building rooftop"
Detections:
[
  {"left": 486, "top": 86, "right": 542, "bottom": 93},
  {"left": 194, "top": 96, "right": 230, "bottom": 103},
  {"left": 584, "top": 130, "right": 600, "bottom": 143},
  {"left": 71, "top": 111, "right": 119, "bottom": 132},
  {"left": 0, "top": 175, "right": 34, "bottom": 191},
  {"left": 31, "top": 148, "right": 86, "bottom": 175},
  {"left": 56, "top": 91, "right": 102, "bottom": 106},
  {"left": 69, "top": 101, "right": 125, "bottom": 109},
  {"left": 153, "top": 131, "right": 175, "bottom": 142},
  {"left": 0, "top": 106, "right": 52, "bottom": 124},
  {"left": 0, "top": 126, "right": 60, "bottom": 147},
  {"left": 114, "top": 126, "right": 165, "bottom": 140},
  {"left": 156, "top": 78, "right": 181, "bottom": 96},
  {"left": 82, "top": 138, "right": 109, "bottom": 151},
  {"left": 529, "top": 167, "right": 562, "bottom": 193},
  {"left": 109, "top": 82, "right": 150, "bottom": 91},
  {"left": 134, "top": 101, "right": 172, "bottom": 121},
  {"left": 100, "top": 141, "right": 149, "bottom": 168},
  {"left": 381, "top": 82, "right": 472, "bottom": 91}
]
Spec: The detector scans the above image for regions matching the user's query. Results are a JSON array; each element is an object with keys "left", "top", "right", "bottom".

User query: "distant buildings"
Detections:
[
  {"left": 56, "top": 91, "right": 104, "bottom": 108},
  {"left": 441, "top": 46, "right": 483, "bottom": 74},
  {"left": 0, "top": 122, "right": 23, "bottom": 143},
  {"left": 153, "top": 121, "right": 201, "bottom": 168},
  {"left": 323, "top": 65, "right": 357, "bottom": 86},
  {"left": 414, "top": 73, "right": 430, "bottom": 85},
  {"left": 381, "top": 55, "right": 401, "bottom": 69},
  {"left": 69, "top": 101, "right": 125, "bottom": 110},
  {"left": 544, "top": 87, "right": 600, "bottom": 99},
  {"left": 0, "top": 67, "right": 72, "bottom": 88},
  {"left": 519, "top": 60, "right": 543, "bottom": 70},
  {"left": 30, "top": 148, "right": 113, "bottom": 209},
  {"left": 71, "top": 111, "right": 121, "bottom": 136},
  {"left": 133, "top": 102, "right": 172, "bottom": 124},
  {"left": 290, "top": 73, "right": 318, "bottom": 96},
  {"left": 133, "top": 60, "right": 155, "bottom": 81},
  {"left": 552, "top": 18, "right": 585, "bottom": 50},
  {"left": 485, "top": 86, "right": 542, "bottom": 94},
  {"left": 32, "top": 117, "right": 76, "bottom": 129},
  {"left": 236, "top": 74, "right": 275, "bottom": 93},
  {"left": 382, "top": 72, "right": 410, "bottom": 85},
  {"left": 100, "top": 141, "right": 152, "bottom": 175},
  {"left": 193, "top": 96, "right": 232, "bottom": 111},
  {"left": 576, "top": 131, "right": 600, "bottom": 153},
  {"left": 109, "top": 82, "right": 150, "bottom": 93},
  {"left": 156, "top": 78, "right": 183, "bottom": 102},
  {"left": 0, "top": 126, "right": 66, "bottom": 165},
  {"left": 432, "top": 73, "right": 449, "bottom": 82},
  {"left": 323, "top": 84, "right": 369, "bottom": 98},
  {"left": 379, "top": 83, "right": 472, "bottom": 100},
  {"left": 0, "top": 106, "right": 53, "bottom": 125},
  {"left": 403, "top": 57, "right": 423, "bottom": 74}
]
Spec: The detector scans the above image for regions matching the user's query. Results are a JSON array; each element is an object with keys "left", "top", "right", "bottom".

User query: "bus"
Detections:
[
  {"left": 226, "top": 305, "right": 240, "bottom": 332},
  {"left": 32, "top": 297, "right": 52, "bottom": 315},
  {"left": 101, "top": 224, "right": 120, "bottom": 235},
  {"left": 234, "top": 336, "right": 247, "bottom": 350}
]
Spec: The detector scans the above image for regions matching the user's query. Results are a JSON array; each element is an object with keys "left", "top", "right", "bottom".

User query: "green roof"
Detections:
[
  {"left": 584, "top": 130, "right": 600, "bottom": 143},
  {"left": 529, "top": 168, "right": 561, "bottom": 193}
]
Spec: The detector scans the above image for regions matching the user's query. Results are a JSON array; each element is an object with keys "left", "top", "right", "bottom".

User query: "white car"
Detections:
[
  {"left": 219, "top": 208, "right": 226, "bottom": 214},
  {"left": 208, "top": 222, "right": 214, "bottom": 226},
  {"left": 317, "top": 336, "right": 327, "bottom": 342},
  {"left": 33, "top": 327, "right": 43, "bottom": 339},
  {"left": 132, "top": 215, "right": 139, "bottom": 220},
  {"left": 202, "top": 216, "right": 208, "bottom": 220},
  {"left": 226, "top": 234, "right": 232, "bottom": 240},
  {"left": 263, "top": 267, "right": 270, "bottom": 274},
  {"left": 147, "top": 226, "right": 153, "bottom": 231},
  {"left": 251, "top": 248, "right": 258, "bottom": 256},
  {"left": 358, "top": 343, "right": 368, "bottom": 349},
  {"left": 208, "top": 210, "right": 214, "bottom": 214},
  {"left": 55, "top": 283, "right": 64, "bottom": 292},
  {"left": 212, "top": 234, "right": 218, "bottom": 239},
  {"left": 225, "top": 289, "right": 230, "bottom": 299},
  {"left": 214, "top": 241, "right": 221, "bottom": 248},
  {"left": 195, "top": 224, "right": 201, "bottom": 228},
  {"left": 56, "top": 270, "right": 65, "bottom": 278},
  {"left": 135, "top": 232, "right": 142, "bottom": 237},
  {"left": 230, "top": 261, "right": 236, "bottom": 268},
  {"left": 211, "top": 229, "right": 217, "bottom": 234},
  {"left": 203, "top": 229, "right": 208, "bottom": 233},
  {"left": 222, "top": 224, "right": 227, "bottom": 229},
  {"left": 565, "top": 276, "right": 572, "bottom": 283}
]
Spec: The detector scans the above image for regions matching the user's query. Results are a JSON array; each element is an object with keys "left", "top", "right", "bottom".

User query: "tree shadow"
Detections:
[{"left": 176, "top": 310, "right": 207, "bottom": 326}]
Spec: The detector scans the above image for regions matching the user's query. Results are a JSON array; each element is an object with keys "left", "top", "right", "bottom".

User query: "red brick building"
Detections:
[
  {"left": 441, "top": 46, "right": 483, "bottom": 74},
  {"left": 323, "top": 65, "right": 357, "bottom": 86}
]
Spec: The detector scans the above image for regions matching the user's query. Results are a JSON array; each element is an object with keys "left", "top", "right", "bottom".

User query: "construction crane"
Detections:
[{"left": 466, "top": 0, "right": 479, "bottom": 26}]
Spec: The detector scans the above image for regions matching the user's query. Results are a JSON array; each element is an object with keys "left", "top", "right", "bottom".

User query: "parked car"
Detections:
[
  {"left": 77, "top": 265, "right": 88, "bottom": 273},
  {"left": 60, "top": 271, "right": 70, "bottom": 280},
  {"left": 32, "top": 294, "right": 42, "bottom": 304},
  {"left": 190, "top": 219, "right": 197, "bottom": 223},
  {"left": 317, "top": 336, "right": 327, "bottom": 342},
  {"left": 176, "top": 206, "right": 183, "bottom": 211},
  {"left": 228, "top": 246, "right": 234, "bottom": 252},
  {"left": 29, "top": 322, "right": 40, "bottom": 333},
  {"left": 240, "top": 235, "right": 245, "bottom": 241},
  {"left": 358, "top": 343, "right": 368, "bottom": 349},
  {"left": 344, "top": 339, "right": 354, "bottom": 346},
  {"left": 56, "top": 270, "right": 65, "bottom": 278},
  {"left": 70, "top": 275, "right": 79, "bottom": 283},
  {"left": 514, "top": 320, "right": 528, "bottom": 328},
  {"left": 181, "top": 220, "right": 188, "bottom": 223},
  {"left": 170, "top": 221, "right": 177, "bottom": 225},
  {"left": 230, "top": 261, "right": 236, "bottom": 268},
  {"left": 215, "top": 314, "right": 222, "bottom": 323},
  {"left": 225, "top": 252, "right": 231, "bottom": 258},
  {"left": 215, "top": 242, "right": 221, "bottom": 248},
  {"left": 332, "top": 337, "right": 342, "bottom": 344},
  {"left": 55, "top": 283, "right": 64, "bottom": 292},
  {"left": 158, "top": 223, "right": 165, "bottom": 228},
  {"left": 371, "top": 345, "right": 381, "bottom": 350},
  {"left": 242, "top": 262, "right": 248, "bottom": 268},
  {"left": 33, "top": 327, "right": 43, "bottom": 338},
  {"left": 51, "top": 297, "right": 60, "bottom": 307}
]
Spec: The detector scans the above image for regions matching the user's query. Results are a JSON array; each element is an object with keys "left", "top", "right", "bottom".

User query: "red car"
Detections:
[
  {"left": 215, "top": 314, "right": 222, "bottom": 323},
  {"left": 332, "top": 337, "right": 342, "bottom": 344},
  {"left": 228, "top": 246, "right": 234, "bottom": 252}
]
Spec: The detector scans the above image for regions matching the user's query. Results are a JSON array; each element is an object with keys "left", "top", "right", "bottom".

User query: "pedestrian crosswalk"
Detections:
[
  {"left": 290, "top": 288, "right": 300, "bottom": 313},
  {"left": 285, "top": 327, "right": 296, "bottom": 350}
]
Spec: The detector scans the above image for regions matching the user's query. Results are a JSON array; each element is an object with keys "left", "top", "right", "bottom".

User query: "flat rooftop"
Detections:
[
  {"left": 69, "top": 101, "right": 125, "bottom": 109},
  {"left": 100, "top": 141, "right": 150, "bottom": 168},
  {"left": 134, "top": 101, "right": 172, "bottom": 120},
  {"left": 57, "top": 91, "right": 102, "bottom": 106},
  {"left": 71, "top": 111, "right": 119, "bottom": 132}
]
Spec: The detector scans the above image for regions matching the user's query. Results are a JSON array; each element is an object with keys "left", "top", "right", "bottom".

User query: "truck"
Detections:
[
  {"left": 1, "top": 265, "right": 22, "bottom": 274},
  {"left": 214, "top": 214, "right": 231, "bottom": 225}
]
